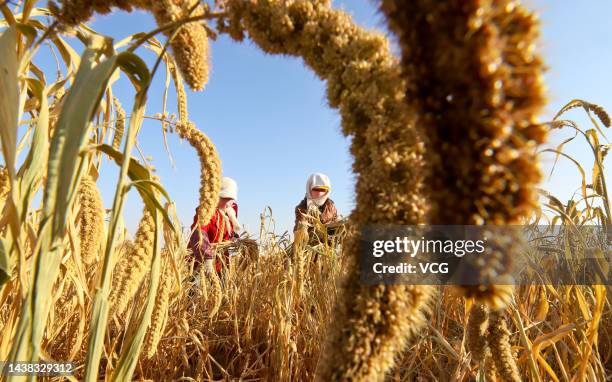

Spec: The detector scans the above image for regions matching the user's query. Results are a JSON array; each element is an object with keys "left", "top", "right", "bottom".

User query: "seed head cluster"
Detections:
[
  {"left": 488, "top": 311, "right": 522, "bottom": 382},
  {"left": 453, "top": 227, "right": 519, "bottom": 310},
  {"left": 381, "top": 0, "right": 547, "bottom": 311},
  {"left": 0, "top": 166, "right": 9, "bottom": 209},
  {"left": 169, "top": 64, "right": 220, "bottom": 226},
  {"left": 381, "top": 0, "right": 547, "bottom": 225},
  {"left": 466, "top": 303, "right": 500, "bottom": 379},
  {"left": 49, "top": 0, "right": 210, "bottom": 91},
  {"left": 203, "top": 266, "right": 223, "bottom": 319},
  {"left": 143, "top": 249, "right": 174, "bottom": 359},
  {"left": 554, "top": 100, "right": 611, "bottom": 128},
  {"left": 108, "top": 207, "right": 156, "bottom": 317},
  {"left": 466, "top": 303, "right": 489, "bottom": 363},
  {"left": 112, "top": 97, "right": 125, "bottom": 150},
  {"left": 173, "top": 66, "right": 189, "bottom": 121},
  {"left": 48, "top": 0, "right": 134, "bottom": 27},
  {"left": 175, "top": 121, "right": 221, "bottom": 227},
  {"left": 149, "top": 0, "right": 210, "bottom": 91},
  {"left": 76, "top": 175, "right": 105, "bottom": 265}
]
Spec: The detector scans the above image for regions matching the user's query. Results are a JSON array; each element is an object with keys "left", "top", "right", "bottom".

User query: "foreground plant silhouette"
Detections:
[{"left": 0, "top": 1, "right": 609, "bottom": 381}]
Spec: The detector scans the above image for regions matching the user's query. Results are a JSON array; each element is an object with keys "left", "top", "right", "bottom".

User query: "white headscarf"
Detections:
[
  {"left": 220, "top": 177, "right": 238, "bottom": 200},
  {"left": 305, "top": 173, "right": 331, "bottom": 211},
  {"left": 219, "top": 177, "right": 241, "bottom": 235},
  {"left": 224, "top": 201, "right": 240, "bottom": 234}
]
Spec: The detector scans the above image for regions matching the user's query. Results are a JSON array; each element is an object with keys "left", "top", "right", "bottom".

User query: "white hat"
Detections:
[{"left": 220, "top": 177, "right": 238, "bottom": 200}]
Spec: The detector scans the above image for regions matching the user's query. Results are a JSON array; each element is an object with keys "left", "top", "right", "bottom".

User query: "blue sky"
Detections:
[
  {"left": 526, "top": 1, "right": 612, "bottom": 210},
  {"left": 85, "top": 0, "right": 384, "bottom": 237},
  {"left": 13, "top": 1, "right": 612, "bottom": 236}
]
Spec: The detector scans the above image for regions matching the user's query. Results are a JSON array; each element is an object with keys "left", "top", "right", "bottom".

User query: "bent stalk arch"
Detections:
[
  {"left": 43, "top": 0, "right": 547, "bottom": 380},
  {"left": 217, "top": 1, "right": 434, "bottom": 381}
]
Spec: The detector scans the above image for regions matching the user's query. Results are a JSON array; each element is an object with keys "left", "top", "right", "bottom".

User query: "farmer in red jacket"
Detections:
[{"left": 188, "top": 177, "right": 241, "bottom": 274}]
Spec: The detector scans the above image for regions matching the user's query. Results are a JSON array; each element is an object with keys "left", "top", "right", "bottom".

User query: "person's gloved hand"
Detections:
[{"left": 204, "top": 259, "right": 215, "bottom": 273}]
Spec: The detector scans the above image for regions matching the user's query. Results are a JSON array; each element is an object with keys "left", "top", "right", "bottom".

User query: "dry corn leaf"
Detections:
[
  {"left": 0, "top": 26, "right": 18, "bottom": 180},
  {"left": 532, "top": 323, "right": 576, "bottom": 355},
  {"left": 534, "top": 288, "right": 550, "bottom": 322}
]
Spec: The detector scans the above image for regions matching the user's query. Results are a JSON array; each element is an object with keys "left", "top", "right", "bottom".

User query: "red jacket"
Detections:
[{"left": 188, "top": 202, "right": 239, "bottom": 272}]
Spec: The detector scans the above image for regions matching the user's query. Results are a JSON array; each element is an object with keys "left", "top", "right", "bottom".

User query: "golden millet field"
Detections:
[{"left": 0, "top": 0, "right": 610, "bottom": 381}]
